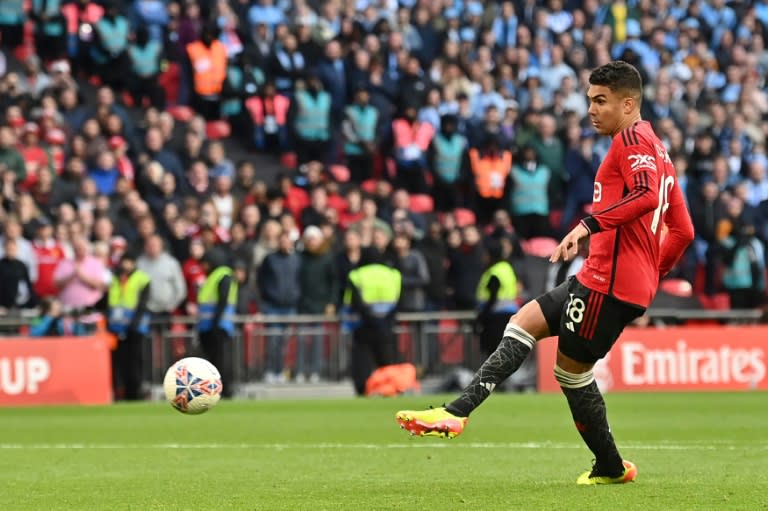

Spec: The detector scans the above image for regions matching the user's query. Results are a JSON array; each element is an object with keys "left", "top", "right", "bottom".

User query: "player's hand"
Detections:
[{"left": 550, "top": 223, "right": 590, "bottom": 263}]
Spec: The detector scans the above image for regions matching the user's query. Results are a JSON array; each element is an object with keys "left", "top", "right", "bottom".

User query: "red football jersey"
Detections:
[{"left": 577, "top": 121, "right": 694, "bottom": 307}]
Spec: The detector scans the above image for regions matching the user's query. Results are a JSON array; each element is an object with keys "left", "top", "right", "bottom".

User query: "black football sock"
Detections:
[
  {"left": 445, "top": 323, "right": 535, "bottom": 417},
  {"left": 558, "top": 371, "right": 623, "bottom": 477}
]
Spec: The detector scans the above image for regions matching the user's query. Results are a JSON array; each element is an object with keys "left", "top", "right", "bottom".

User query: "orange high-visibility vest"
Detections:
[
  {"left": 392, "top": 119, "right": 435, "bottom": 151},
  {"left": 186, "top": 40, "right": 227, "bottom": 96},
  {"left": 245, "top": 95, "right": 290, "bottom": 125},
  {"left": 469, "top": 148, "right": 512, "bottom": 199}
]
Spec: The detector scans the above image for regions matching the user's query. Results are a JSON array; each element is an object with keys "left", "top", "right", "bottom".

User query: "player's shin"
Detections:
[
  {"left": 556, "top": 365, "right": 624, "bottom": 477},
  {"left": 445, "top": 323, "right": 536, "bottom": 417}
]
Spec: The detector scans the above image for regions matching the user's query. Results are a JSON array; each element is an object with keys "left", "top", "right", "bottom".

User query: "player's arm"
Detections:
[
  {"left": 658, "top": 182, "right": 695, "bottom": 277},
  {"left": 580, "top": 142, "right": 659, "bottom": 234}
]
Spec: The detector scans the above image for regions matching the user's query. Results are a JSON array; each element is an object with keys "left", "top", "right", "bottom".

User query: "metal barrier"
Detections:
[{"left": 0, "top": 308, "right": 764, "bottom": 390}]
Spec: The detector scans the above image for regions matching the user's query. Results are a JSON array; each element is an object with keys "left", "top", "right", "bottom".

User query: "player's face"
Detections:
[{"left": 586, "top": 85, "right": 633, "bottom": 137}]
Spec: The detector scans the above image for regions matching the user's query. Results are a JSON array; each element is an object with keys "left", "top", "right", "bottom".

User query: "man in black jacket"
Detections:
[{"left": 0, "top": 237, "right": 36, "bottom": 313}]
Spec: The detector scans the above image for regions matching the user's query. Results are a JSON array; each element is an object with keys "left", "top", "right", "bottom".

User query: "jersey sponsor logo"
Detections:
[
  {"left": 628, "top": 154, "right": 656, "bottom": 172},
  {"left": 593, "top": 182, "right": 602, "bottom": 202}
]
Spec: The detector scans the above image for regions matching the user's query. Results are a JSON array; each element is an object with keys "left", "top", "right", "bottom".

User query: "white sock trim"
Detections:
[
  {"left": 503, "top": 323, "right": 536, "bottom": 349},
  {"left": 554, "top": 365, "right": 595, "bottom": 389}
]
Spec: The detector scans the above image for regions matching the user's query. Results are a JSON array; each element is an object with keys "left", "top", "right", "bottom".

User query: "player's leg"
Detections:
[
  {"left": 555, "top": 350, "right": 633, "bottom": 483},
  {"left": 555, "top": 280, "right": 642, "bottom": 484},
  {"left": 396, "top": 280, "right": 568, "bottom": 437}
]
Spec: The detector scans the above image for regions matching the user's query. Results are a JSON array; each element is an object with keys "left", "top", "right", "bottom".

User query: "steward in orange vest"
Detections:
[
  {"left": 186, "top": 24, "right": 227, "bottom": 120},
  {"left": 469, "top": 133, "right": 512, "bottom": 224}
]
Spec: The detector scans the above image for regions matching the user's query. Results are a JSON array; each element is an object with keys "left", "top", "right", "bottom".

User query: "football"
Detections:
[{"left": 163, "top": 357, "right": 223, "bottom": 414}]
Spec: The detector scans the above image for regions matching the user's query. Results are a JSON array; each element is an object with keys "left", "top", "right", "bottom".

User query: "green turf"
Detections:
[{"left": 1, "top": 392, "right": 767, "bottom": 510}]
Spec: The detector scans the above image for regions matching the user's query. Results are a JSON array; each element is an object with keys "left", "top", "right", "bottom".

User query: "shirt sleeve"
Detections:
[
  {"left": 581, "top": 138, "right": 659, "bottom": 233},
  {"left": 658, "top": 182, "right": 695, "bottom": 276}
]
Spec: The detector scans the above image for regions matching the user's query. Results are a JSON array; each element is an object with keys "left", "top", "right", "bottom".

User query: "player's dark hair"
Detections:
[{"left": 589, "top": 61, "right": 643, "bottom": 103}]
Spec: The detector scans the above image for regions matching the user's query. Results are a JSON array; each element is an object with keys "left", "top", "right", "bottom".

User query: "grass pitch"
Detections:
[{"left": 1, "top": 392, "right": 767, "bottom": 510}]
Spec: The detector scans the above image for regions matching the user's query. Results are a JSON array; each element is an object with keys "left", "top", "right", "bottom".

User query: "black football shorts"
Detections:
[{"left": 536, "top": 276, "right": 645, "bottom": 364}]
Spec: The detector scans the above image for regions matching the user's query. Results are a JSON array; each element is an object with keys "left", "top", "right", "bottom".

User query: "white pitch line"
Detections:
[{"left": 0, "top": 442, "right": 765, "bottom": 451}]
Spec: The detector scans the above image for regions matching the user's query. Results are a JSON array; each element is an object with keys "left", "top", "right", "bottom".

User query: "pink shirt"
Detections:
[{"left": 53, "top": 255, "right": 108, "bottom": 309}]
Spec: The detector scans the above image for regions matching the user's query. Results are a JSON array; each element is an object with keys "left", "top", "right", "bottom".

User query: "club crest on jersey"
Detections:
[{"left": 628, "top": 154, "right": 656, "bottom": 172}]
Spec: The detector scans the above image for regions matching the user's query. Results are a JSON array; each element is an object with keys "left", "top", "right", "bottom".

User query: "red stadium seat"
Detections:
[
  {"left": 159, "top": 62, "right": 181, "bottom": 105},
  {"left": 698, "top": 293, "right": 731, "bottom": 311},
  {"left": 329, "top": 164, "right": 350, "bottom": 183},
  {"left": 454, "top": 208, "right": 476, "bottom": 227},
  {"left": 409, "top": 194, "right": 434, "bottom": 213},
  {"left": 522, "top": 237, "right": 559, "bottom": 258},
  {"left": 659, "top": 278, "right": 693, "bottom": 298},
  {"left": 205, "top": 120, "right": 231, "bottom": 140},
  {"left": 167, "top": 105, "right": 194, "bottom": 122},
  {"left": 280, "top": 152, "right": 297, "bottom": 169}
]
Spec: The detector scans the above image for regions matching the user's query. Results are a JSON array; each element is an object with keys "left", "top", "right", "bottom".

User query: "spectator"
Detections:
[
  {"left": 186, "top": 23, "right": 227, "bottom": 120},
  {"left": 297, "top": 225, "right": 338, "bottom": 383},
  {"left": 258, "top": 230, "right": 300, "bottom": 383},
  {"left": 53, "top": 235, "right": 108, "bottom": 311},
  {"left": 207, "top": 141, "right": 235, "bottom": 180},
  {"left": 417, "top": 220, "right": 448, "bottom": 311},
  {"left": 428, "top": 113, "right": 468, "bottom": 212},
  {"left": 136, "top": 234, "right": 186, "bottom": 317},
  {"left": 530, "top": 113, "right": 566, "bottom": 206},
  {"left": 468, "top": 134, "right": 511, "bottom": 225},
  {"left": 509, "top": 145, "right": 551, "bottom": 239},
  {"left": 247, "top": 81, "right": 290, "bottom": 154},
  {"left": 290, "top": 72, "right": 331, "bottom": 165},
  {"left": 181, "top": 237, "right": 206, "bottom": 315},
  {"left": 127, "top": 26, "right": 165, "bottom": 109},
  {"left": 92, "top": 1, "right": 130, "bottom": 90},
  {"left": 271, "top": 32, "right": 305, "bottom": 95},
  {"left": 342, "top": 86, "right": 379, "bottom": 183},
  {"left": 391, "top": 103, "right": 435, "bottom": 193},
  {"left": 0, "top": 237, "right": 36, "bottom": 312},
  {"left": 315, "top": 39, "right": 347, "bottom": 124},
  {"left": 0, "top": 125, "right": 26, "bottom": 184},
  {"left": 0, "top": 215, "right": 38, "bottom": 283},
  {"left": 392, "top": 232, "right": 430, "bottom": 312},
  {"left": 448, "top": 225, "right": 485, "bottom": 310},
  {"left": 31, "top": 217, "right": 67, "bottom": 300}
]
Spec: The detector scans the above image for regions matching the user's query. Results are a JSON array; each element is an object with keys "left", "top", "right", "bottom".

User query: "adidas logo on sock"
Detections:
[{"left": 481, "top": 382, "right": 496, "bottom": 392}]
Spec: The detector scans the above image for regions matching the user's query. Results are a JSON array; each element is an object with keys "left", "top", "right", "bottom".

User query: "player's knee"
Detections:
[
  {"left": 502, "top": 322, "right": 536, "bottom": 349},
  {"left": 553, "top": 364, "right": 594, "bottom": 389},
  {"left": 507, "top": 301, "right": 549, "bottom": 339}
]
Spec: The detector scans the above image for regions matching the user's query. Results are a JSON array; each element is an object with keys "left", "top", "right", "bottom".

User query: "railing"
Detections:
[{"left": 0, "top": 308, "right": 764, "bottom": 389}]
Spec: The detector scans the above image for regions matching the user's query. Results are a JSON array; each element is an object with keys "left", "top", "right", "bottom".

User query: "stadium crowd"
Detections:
[{"left": 0, "top": 0, "right": 767, "bottom": 382}]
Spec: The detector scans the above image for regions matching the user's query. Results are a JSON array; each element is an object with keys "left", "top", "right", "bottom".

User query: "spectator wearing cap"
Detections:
[
  {"left": 289, "top": 72, "right": 332, "bottom": 165},
  {"left": 342, "top": 85, "right": 379, "bottom": 183},
  {"left": 127, "top": 25, "right": 165, "bottom": 110},
  {"left": 297, "top": 225, "right": 338, "bottom": 383},
  {"left": 109, "top": 136, "right": 134, "bottom": 184},
  {"left": 0, "top": 125, "right": 26, "bottom": 184},
  {"left": 137, "top": 234, "right": 186, "bottom": 317}
]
